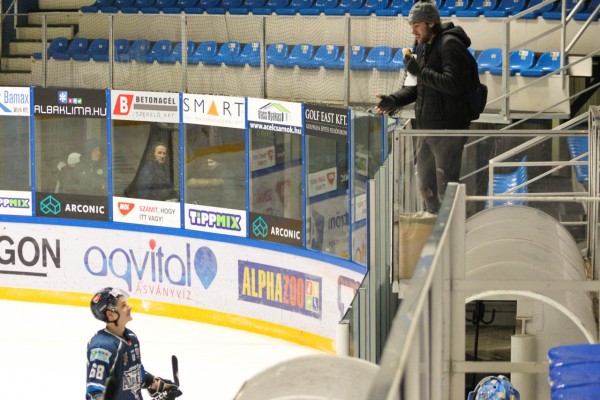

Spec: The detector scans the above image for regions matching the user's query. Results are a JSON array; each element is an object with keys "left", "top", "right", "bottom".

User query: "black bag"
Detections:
[
  {"left": 468, "top": 80, "right": 488, "bottom": 121},
  {"left": 438, "top": 35, "right": 488, "bottom": 121}
]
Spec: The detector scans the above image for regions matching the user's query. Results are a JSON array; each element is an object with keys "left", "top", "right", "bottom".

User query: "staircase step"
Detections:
[
  {"left": 39, "top": 0, "right": 89, "bottom": 10},
  {"left": 1, "top": 56, "right": 33, "bottom": 72},
  {"left": 0, "top": 71, "right": 31, "bottom": 87},
  {"left": 16, "top": 25, "right": 75, "bottom": 41},
  {"left": 28, "top": 11, "right": 81, "bottom": 26},
  {"left": 9, "top": 40, "right": 47, "bottom": 57}
]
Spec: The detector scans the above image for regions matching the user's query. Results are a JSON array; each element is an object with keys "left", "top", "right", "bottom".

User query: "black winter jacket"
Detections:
[{"left": 390, "top": 22, "right": 474, "bottom": 129}]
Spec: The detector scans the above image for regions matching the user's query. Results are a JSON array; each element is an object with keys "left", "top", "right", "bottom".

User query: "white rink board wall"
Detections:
[{"left": 0, "top": 222, "right": 363, "bottom": 349}]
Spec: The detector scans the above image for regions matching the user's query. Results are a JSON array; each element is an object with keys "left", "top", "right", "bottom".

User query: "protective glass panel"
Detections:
[
  {"left": 0, "top": 116, "right": 30, "bottom": 191},
  {"left": 113, "top": 120, "right": 180, "bottom": 201},
  {"left": 184, "top": 124, "right": 245, "bottom": 210}
]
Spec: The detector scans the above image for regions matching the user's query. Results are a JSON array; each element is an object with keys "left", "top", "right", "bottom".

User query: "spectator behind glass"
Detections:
[
  {"left": 80, "top": 139, "right": 107, "bottom": 196},
  {"left": 55, "top": 152, "right": 81, "bottom": 193},
  {"left": 135, "top": 142, "right": 178, "bottom": 201}
]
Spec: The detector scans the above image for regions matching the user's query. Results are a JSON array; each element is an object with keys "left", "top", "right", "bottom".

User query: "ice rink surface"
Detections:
[{"left": 0, "top": 300, "right": 323, "bottom": 400}]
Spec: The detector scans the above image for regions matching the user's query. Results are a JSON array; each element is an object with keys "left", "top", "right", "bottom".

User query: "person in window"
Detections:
[
  {"left": 55, "top": 152, "right": 81, "bottom": 193},
  {"left": 80, "top": 139, "right": 107, "bottom": 196},
  {"left": 135, "top": 142, "right": 178, "bottom": 201}
]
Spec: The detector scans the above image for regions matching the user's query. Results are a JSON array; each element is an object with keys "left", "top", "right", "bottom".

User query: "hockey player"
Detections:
[{"left": 86, "top": 287, "right": 182, "bottom": 400}]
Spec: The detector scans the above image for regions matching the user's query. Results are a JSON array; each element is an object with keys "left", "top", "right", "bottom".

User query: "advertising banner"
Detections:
[
  {"left": 183, "top": 94, "right": 245, "bottom": 129},
  {"left": 0, "top": 87, "right": 30, "bottom": 116},
  {"left": 113, "top": 196, "right": 180, "bottom": 228},
  {"left": 111, "top": 90, "right": 179, "bottom": 123},
  {"left": 0, "top": 222, "right": 365, "bottom": 343},
  {"left": 304, "top": 104, "right": 348, "bottom": 139},
  {"left": 0, "top": 190, "right": 32, "bottom": 216},
  {"left": 247, "top": 98, "right": 302, "bottom": 134},
  {"left": 185, "top": 204, "right": 246, "bottom": 237},
  {"left": 34, "top": 88, "right": 106, "bottom": 118},
  {"left": 36, "top": 192, "right": 109, "bottom": 221}
]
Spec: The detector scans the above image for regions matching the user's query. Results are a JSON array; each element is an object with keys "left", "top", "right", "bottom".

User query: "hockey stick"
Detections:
[
  {"left": 104, "top": 377, "right": 117, "bottom": 400},
  {"left": 171, "top": 355, "right": 180, "bottom": 387}
]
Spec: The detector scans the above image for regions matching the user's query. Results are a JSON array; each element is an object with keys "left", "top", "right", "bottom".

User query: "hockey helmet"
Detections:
[
  {"left": 467, "top": 375, "right": 520, "bottom": 400},
  {"left": 90, "top": 287, "right": 129, "bottom": 322}
]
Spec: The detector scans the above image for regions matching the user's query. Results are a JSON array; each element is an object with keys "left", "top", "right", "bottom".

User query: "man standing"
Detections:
[
  {"left": 86, "top": 287, "right": 182, "bottom": 400},
  {"left": 375, "top": 0, "right": 475, "bottom": 214}
]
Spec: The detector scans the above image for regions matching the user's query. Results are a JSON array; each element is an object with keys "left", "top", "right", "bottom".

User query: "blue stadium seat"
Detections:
[
  {"left": 483, "top": 0, "right": 525, "bottom": 16},
  {"left": 230, "top": 0, "right": 265, "bottom": 13},
  {"left": 47, "top": 37, "right": 71, "bottom": 60},
  {"left": 542, "top": 0, "right": 578, "bottom": 19},
  {"left": 566, "top": 136, "right": 589, "bottom": 185},
  {"left": 33, "top": 37, "right": 70, "bottom": 60},
  {"left": 217, "top": 0, "right": 244, "bottom": 11},
  {"left": 349, "top": 0, "right": 390, "bottom": 15},
  {"left": 489, "top": 49, "right": 534, "bottom": 76},
  {"left": 81, "top": 0, "right": 115, "bottom": 12},
  {"left": 199, "top": 0, "right": 222, "bottom": 12},
  {"left": 267, "top": 43, "right": 290, "bottom": 67},
  {"left": 552, "top": 382, "right": 600, "bottom": 399},
  {"left": 114, "top": 39, "right": 131, "bottom": 61},
  {"left": 298, "top": 0, "right": 338, "bottom": 14},
  {"left": 275, "top": 0, "right": 314, "bottom": 14},
  {"left": 377, "top": 48, "right": 405, "bottom": 71},
  {"left": 549, "top": 361, "right": 600, "bottom": 388},
  {"left": 120, "top": 0, "right": 157, "bottom": 12},
  {"left": 439, "top": 0, "right": 470, "bottom": 16},
  {"left": 521, "top": 0, "right": 557, "bottom": 18},
  {"left": 188, "top": 41, "right": 219, "bottom": 64},
  {"left": 485, "top": 155, "right": 528, "bottom": 208},
  {"left": 64, "top": 38, "right": 89, "bottom": 60},
  {"left": 362, "top": 45, "right": 394, "bottom": 70},
  {"left": 253, "top": 0, "right": 289, "bottom": 13},
  {"left": 129, "top": 39, "right": 151, "bottom": 62},
  {"left": 158, "top": 40, "right": 195, "bottom": 63},
  {"left": 214, "top": 41, "right": 241, "bottom": 65},
  {"left": 156, "top": 0, "right": 178, "bottom": 9},
  {"left": 109, "top": 0, "right": 136, "bottom": 12},
  {"left": 324, "top": 0, "right": 364, "bottom": 14},
  {"left": 574, "top": 0, "right": 600, "bottom": 20},
  {"left": 86, "top": 38, "right": 110, "bottom": 61},
  {"left": 231, "top": 42, "right": 260, "bottom": 67},
  {"left": 286, "top": 43, "right": 314, "bottom": 67},
  {"left": 476, "top": 47, "right": 502, "bottom": 73},
  {"left": 161, "top": 0, "right": 197, "bottom": 12},
  {"left": 400, "top": 0, "right": 416, "bottom": 15},
  {"left": 349, "top": 45, "right": 367, "bottom": 69},
  {"left": 375, "top": 0, "right": 403, "bottom": 15},
  {"left": 520, "top": 51, "right": 560, "bottom": 77},
  {"left": 455, "top": 0, "right": 498, "bottom": 16},
  {"left": 301, "top": 44, "right": 340, "bottom": 69},
  {"left": 146, "top": 40, "right": 173, "bottom": 62}
]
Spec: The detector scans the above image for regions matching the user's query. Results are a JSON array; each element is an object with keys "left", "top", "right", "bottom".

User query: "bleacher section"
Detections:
[{"left": 76, "top": 0, "right": 600, "bottom": 18}]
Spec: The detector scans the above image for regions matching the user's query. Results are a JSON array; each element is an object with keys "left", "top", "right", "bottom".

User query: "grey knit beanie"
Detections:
[{"left": 408, "top": 0, "right": 441, "bottom": 24}]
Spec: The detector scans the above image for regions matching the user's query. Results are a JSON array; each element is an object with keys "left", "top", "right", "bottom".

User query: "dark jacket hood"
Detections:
[{"left": 438, "top": 22, "right": 472, "bottom": 48}]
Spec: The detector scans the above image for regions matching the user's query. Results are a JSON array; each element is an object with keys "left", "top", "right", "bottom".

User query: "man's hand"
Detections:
[
  {"left": 374, "top": 94, "right": 397, "bottom": 115},
  {"left": 404, "top": 55, "right": 421, "bottom": 76}
]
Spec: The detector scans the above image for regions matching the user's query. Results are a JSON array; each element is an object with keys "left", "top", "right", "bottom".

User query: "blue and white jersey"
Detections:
[{"left": 86, "top": 328, "right": 147, "bottom": 400}]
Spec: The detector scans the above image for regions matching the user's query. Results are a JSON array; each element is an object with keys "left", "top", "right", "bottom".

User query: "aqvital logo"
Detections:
[
  {"left": 39, "top": 195, "right": 61, "bottom": 215},
  {"left": 252, "top": 216, "right": 269, "bottom": 238}
]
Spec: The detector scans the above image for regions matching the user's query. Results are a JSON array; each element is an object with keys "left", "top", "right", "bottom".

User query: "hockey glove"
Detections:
[
  {"left": 148, "top": 377, "right": 182, "bottom": 400},
  {"left": 376, "top": 95, "right": 397, "bottom": 115},
  {"left": 404, "top": 55, "right": 421, "bottom": 77}
]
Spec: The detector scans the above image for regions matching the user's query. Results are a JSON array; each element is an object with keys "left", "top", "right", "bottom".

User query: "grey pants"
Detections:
[{"left": 416, "top": 136, "right": 467, "bottom": 213}]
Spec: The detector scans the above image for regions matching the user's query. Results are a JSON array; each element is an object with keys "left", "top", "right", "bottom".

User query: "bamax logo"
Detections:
[
  {"left": 118, "top": 202, "right": 135, "bottom": 216},
  {"left": 114, "top": 94, "right": 134, "bottom": 115}
]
